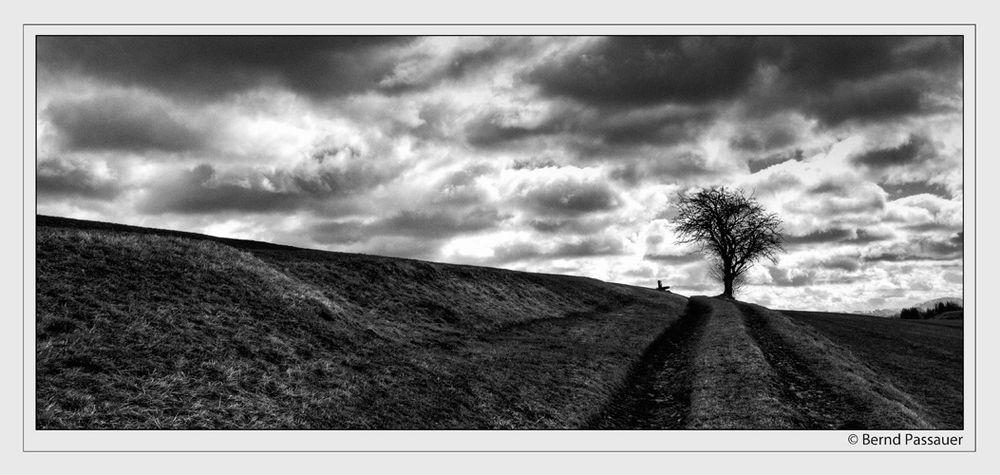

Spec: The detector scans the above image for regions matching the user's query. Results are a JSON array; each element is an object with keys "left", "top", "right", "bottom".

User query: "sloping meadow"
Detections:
[{"left": 36, "top": 222, "right": 687, "bottom": 429}]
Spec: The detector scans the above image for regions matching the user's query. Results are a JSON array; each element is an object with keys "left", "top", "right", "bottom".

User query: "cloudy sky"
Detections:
[{"left": 35, "top": 35, "right": 964, "bottom": 312}]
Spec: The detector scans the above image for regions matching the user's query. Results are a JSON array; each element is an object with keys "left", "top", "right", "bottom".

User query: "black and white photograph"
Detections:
[{"left": 28, "top": 28, "right": 972, "bottom": 448}]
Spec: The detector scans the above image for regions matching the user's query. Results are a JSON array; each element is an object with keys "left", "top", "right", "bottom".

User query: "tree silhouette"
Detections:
[{"left": 672, "top": 186, "right": 783, "bottom": 299}]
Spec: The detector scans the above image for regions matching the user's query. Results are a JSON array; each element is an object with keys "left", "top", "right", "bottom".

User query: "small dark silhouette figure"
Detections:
[{"left": 656, "top": 280, "right": 670, "bottom": 292}]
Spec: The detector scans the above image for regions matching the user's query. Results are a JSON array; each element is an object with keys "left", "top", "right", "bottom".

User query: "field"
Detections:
[
  {"left": 782, "top": 310, "right": 963, "bottom": 429},
  {"left": 36, "top": 216, "right": 687, "bottom": 429},
  {"left": 35, "top": 216, "right": 963, "bottom": 430}
]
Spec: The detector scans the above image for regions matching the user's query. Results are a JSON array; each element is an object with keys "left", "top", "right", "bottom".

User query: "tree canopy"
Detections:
[{"left": 673, "top": 186, "right": 783, "bottom": 299}]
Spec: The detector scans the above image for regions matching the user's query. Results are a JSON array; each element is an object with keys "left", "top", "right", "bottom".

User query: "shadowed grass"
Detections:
[
  {"left": 36, "top": 220, "right": 687, "bottom": 429},
  {"left": 739, "top": 303, "right": 934, "bottom": 429},
  {"left": 781, "top": 310, "right": 962, "bottom": 429}
]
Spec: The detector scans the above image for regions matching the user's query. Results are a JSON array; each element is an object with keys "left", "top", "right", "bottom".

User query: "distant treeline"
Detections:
[{"left": 900, "top": 302, "right": 963, "bottom": 320}]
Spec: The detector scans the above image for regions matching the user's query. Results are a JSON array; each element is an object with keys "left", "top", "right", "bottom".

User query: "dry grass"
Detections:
[
  {"left": 686, "top": 297, "right": 794, "bottom": 429},
  {"left": 739, "top": 303, "right": 935, "bottom": 429},
  {"left": 781, "top": 310, "right": 962, "bottom": 429},
  {"left": 36, "top": 220, "right": 687, "bottom": 429}
]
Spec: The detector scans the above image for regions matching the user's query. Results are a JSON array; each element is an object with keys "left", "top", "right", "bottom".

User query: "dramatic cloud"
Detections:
[
  {"left": 37, "top": 36, "right": 414, "bottom": 100},
  {"left": 490, "top": 235, "right": 627, "bottom": 264},
  {"left": 529, "top": 37, "right": 759, "bottom": 107},
  {"left": 138, "top": 155, "right": 399, "bottom": 215},
  {"left": 785, "top": 227, "right": 893, "bottom": 245},
  {"left": 507, "top": 167, "right": 623, "bottom": 217},
  {"left": 45, "top": 93, "right": 211, "bottom": 152},
  {"left": 35, "top": 34, "right": 965, "bottom": 312},
  {"left": 853, "top": 134, "right": 932, "bottom": 169},
  {"left": 37, "top": 157, "right": 123, "bottom": 200},
  {"left": 768, "top": 266, "right": 816, "bottom": 287},
  {"left": 311, "top": 207, "right": 506, "bottom": 244},
  {"left": 819, "top": 256, "right": 862, "bottom": 272}
]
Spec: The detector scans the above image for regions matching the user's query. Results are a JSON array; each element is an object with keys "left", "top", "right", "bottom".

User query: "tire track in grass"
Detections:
[
  {"left": 585, "top": 298, "right": 708, "bottom": 429},
  {"left": 738, "top": 303, "right": 870, "bottom": 429}
]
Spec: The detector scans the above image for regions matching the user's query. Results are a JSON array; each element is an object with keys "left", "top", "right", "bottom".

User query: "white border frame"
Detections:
[{"left": 22, "top": 23, "right": 976, "bottom": 452}]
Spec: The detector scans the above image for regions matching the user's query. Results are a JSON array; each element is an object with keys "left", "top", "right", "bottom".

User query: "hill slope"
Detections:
[
  {"left": 35, "top": 216, "right": 960, "bottom": 430},
  {"left": 781, "top": 310, "right": 963, "bottom": 429},
  {"left": 36, "top": 216, "right": 687, "bottom": 429}
]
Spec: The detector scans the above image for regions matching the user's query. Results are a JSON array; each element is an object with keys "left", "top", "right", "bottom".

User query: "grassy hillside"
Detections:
[
  {"left": 782, "top": 310, "right": 963, "bottom": 429},
  {"left": 684, "top": 298, "right": 933, "bottom": 429},
  {"left": 36, "top": 216, "right": 687, "bottom": 429},
  {"left": 582, "top": 297, "right": 953, "bottom": 430}
]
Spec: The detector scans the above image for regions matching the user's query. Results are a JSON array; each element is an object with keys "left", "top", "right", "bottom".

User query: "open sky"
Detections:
[{"left": 35, "top": 35, "right": 964, "bottom": 312}]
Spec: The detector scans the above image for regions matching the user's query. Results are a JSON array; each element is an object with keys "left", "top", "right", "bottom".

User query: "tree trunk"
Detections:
[{"left": 722, "top": 273, "right": 735, "bottom": 299}]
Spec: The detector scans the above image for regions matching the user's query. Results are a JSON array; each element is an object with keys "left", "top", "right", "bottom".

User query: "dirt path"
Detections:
[
  {"left": 589, "top": 297, "right": 879, "bottom": 429},
  {"left": 585, "top": 299, "right": 709, "bottom": 429}
]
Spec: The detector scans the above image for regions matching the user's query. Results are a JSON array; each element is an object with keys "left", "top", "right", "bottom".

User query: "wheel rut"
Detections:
[
  {"left": 737, "top": 303, "right": 868, "bottom": 429},
  {"left": 585, "top": 299, "right": 709, "bottom": 429}
]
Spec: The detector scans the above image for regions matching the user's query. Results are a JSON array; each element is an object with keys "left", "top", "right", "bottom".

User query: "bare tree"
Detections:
[{"left": 672, "top": 186, "right": 783, "bottom": 299}]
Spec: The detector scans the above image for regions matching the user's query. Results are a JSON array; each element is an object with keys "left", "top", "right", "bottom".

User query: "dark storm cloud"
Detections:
[
  {"left": 529, "top": 36, "right": 759, "bottom": 107},
  {"left": 767, "top": 36, "right": 962, "bottom": 89},
  {"left": 747, "top": 36, "right": 961, "bottom": 125},
  {"left": 465, "top": 105, "right": 712, "bottom": 150},
  {"left": 730, "top": 127, "right": 799, "bottom": 153},
  {"left": 803, "top": 78, "right": 925, "bottom": 126},
  {"left": 492, "top": 236, "right": 625, "bottom": 263},
  {"left": 853, "top": 135, "right": 934, "bottom": 168},
  {"left": 37, "top": 158, "right": 122, "bottom": 199},
  {"left": 853, "top": 135, "right": 932, "bottom": 169},
  {"left": 526, "top": 217, "right": 609, "bottom": 235},
  {"left": 527, "top": 36, "right": 960, "bottom": 127},
  {"left": 46, "top": 94, "right": 209, "bottom": 152},
  {"left": 520, "top": 179, "right": 621, "bottom": 216},
  {"left": 38, "top": 36, "right": 413, "bottom": 100},
  {"left": 311, "top": 208, "right": 506, "bottom": 244},
  {"left": 139, "top": 161, "right": 398, "bottom": 214},
  {"left": 819, "top": 256, "right": 861, "bottom": 272},
  {"left": 643, "top": 252, "right": 703, "bottom": 265},
  {"left": 746, "top": 150, "right": 804, "bottom": 174},
  {"left": 905, "top": 221, "right": 962, "bottom": 232},
  {"left": 929, "top": 231, "right": 964, "bottom": 255},
  {"left": 551, "top": 237, "right": 625, "bottom": 258},
  {"left": 883, "top": 180, "right": 952, "bottom": 200},
  {"left": 785, "top": 227, "right": 893, "bottom": 245},
  {"left": 808, "top": 180, "right": 848, "bottom": 195},
  {"left": 784, "top": 228, "right": 853, "bottom": 244},
  {"left": 378, "top": 208, "right": 506, "bottom": 238},
  {"left": 864, "top": 232, "right": 963, "bottom": 262},
  {"left": 853, "top": 229, "right": 895, "bottom": 243},
  {"left": 139, "top": 165, "right": 308, "bottom": 214},
  {"left": 864, "top": 253, "right": 956, "bottom": 263}
]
